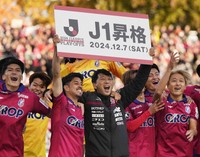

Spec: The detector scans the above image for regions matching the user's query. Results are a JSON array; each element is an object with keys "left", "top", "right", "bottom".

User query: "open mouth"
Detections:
[
  {"left": 153, "top": 82, "right": 158, "bottom": 85},
  {"left": 104, "top": 86, "right": 110, "bottom": 92},
  {"left": 174, "top": 87, "right": 181, "bottom": 91},
  {"left": 77, "top": 88, "right": 83, "bottom": 95},
  {"left": 11, "top": 76, "right": 18, "bottom": 81},
  {"left": 34, "top": 91, "right": 41, "bottom": 96}
]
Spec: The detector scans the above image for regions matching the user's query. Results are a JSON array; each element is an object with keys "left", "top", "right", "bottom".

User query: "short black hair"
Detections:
[
  {"left": 0, "top": 57, "right": 24, "bottom": 76},
  {"left": 29, "top": 72, "right": 51, "bottom": 88},
  {"left": 62, "top": 72, "right": 83, "bottom": 87},
  {"left": 151, "top": 63, "right": 160, "bottom": 72},
  {"left": 92, "top": 69, "right": 113, "bottom": 83},
  {"left": 196, "top": 64, "right": 200, "bottom": 77}
]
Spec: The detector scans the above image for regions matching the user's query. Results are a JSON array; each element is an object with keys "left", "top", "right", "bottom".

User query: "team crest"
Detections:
[
  {"left": 185, "top": 106, "right": 191, "bottom": 114},
  {"left": 94, "top": 61, "right": 99, "bottom": 67},
  {"left": 110, "top": 97, "right": 115, "bottom": 105},
  {"left": 18, "top": 98, "right": 25, "bottom": 107},
  {"left": 125, "top": 112, "right": 130, "bottom": 119}
]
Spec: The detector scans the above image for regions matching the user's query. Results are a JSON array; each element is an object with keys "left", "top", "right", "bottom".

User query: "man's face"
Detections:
[
  {"left": 93, "top": 73, "right": 114, "bottom": 96},
  {"left": 64, "top": 77, "right": 83, "bottom": 98},
  {"left": 2, "top": 64, "right": 22, "bottom": 91},
  {"left": 29, "top": 78, "right": 46, "bottom": 98},
  {"left": 145, "top": 68, "right": 160, "bottom": 93}
]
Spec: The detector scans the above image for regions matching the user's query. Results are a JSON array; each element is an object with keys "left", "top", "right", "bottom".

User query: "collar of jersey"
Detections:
[
  {"left": 66, "top": 96, "right": 79, "bottom": 107},
  {"left": 133, "top": 98, "right": 149, "bottom": 104},
  {"left": 144, "top": 90, "right": 154, "bottom": 96},
  {"left": 167, "top": 94, "right": 187, "bottom": 103},
  {"left": 2, "top": 83, "right": 25, "bottom": 92}
]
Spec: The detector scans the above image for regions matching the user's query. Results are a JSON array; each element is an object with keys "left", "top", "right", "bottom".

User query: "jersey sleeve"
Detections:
[
  {"left": 120, "top": 64, "right": 152, "bottom": 108},
  {"left": 108, "top": 61, "right": 127, "bottom": 79},
  {"left": 190, "top": 102, "right": 199, "bottom": 121},
  {"left": 32, "top": 95, "right": 51, "bottom": 116},
  {"left": 126, "top": 110, "right": 151, "bottom": 133},
  {"left": 53, "top": 92, "right": 66, "bottom": 108}
]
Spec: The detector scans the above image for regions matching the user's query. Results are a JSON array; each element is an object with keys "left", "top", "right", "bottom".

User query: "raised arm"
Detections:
[
  {"left": 153, "top": 51, "right": 180, "bottom": 102},
  {"left": 120, "top": 48, "right": 155, "bottom": 108},
  {"left": 52, "top": 35, "right": 63, "bottom": 97}
]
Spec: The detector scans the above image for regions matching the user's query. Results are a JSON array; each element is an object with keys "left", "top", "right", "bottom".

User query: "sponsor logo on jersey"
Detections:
[
  {"left": 113, "top": 107, "right": 124, "bottom": 125},
  {"left": 141, "top": 116, "right": 155, "bottom": 127},
  {"left": 0, "top": 105, "right": 6, "bottom": 111},
  {"left": 130, "top": 105, "right": 142, "bottom": 110},
  {"left": 18, "top": 93, "right": 29, "bottom": 99},
  {"left": 165, "top": 113, "right": 189, "bottom": 123},
  {"left": 0, "top": 105, "right": 24, "bottom": 118},
  {"left": 70, "top": 108, "right": 75, "bottom": 112},
  {"left": 95, "top": 97, "right": 101, "bottom": 101},
  {"left": 168, "top": 105, "right": 173, "bottom": 108},
  {"left": 113, "top": 107, "right": 121, "bottom": 113},
  {"left": 66, "top": 116, "right": 84, "bottom": 129},
  {"left": 81, "top": 69, "right": 96, "bottom": 78},
  {"left": 27, "top": 112, "right": 45, "bottom": 120}
]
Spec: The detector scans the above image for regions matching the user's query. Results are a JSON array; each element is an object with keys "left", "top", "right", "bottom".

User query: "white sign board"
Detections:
[{"left": 54, "top": 6, "right": 152, "bottom": 64}]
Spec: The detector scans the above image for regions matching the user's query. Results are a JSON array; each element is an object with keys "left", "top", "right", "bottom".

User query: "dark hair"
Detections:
[
  {"left": 0, "top": 57, "right": 24, "bottom": 75},
  {"left": 196, "top": 64, "right": 200, "bottom": 77},
  {"left": 62, "top": 72, "right": 83, "bottom": 87},
  {"left": 29, "top": 72, "right": 51, "bottom": 88},
  {"left": 92, "top": 69, "right": 113, "bottom": 83},
  {"left": 151, "top": 63, "right": 160, "bottom": 72},
  {"left": 0, "top": 58, "right": 8, "bottom": 79},
  {"left": 122, "top": 70, "right": 138, "bottom": 85}
]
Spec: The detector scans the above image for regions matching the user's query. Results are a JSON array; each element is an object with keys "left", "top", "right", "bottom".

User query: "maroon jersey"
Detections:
[
  {"left": 125, "top": 99, "right": 155, "bottom": 157},
  {"left": 49, "top": 93, "right": 84, "bottom": 157},
  {"left": 155, "top": 94, "right": 198, "bottom": 157},
  {"left": 0, "top": 83, "right": 50, "bottom": 157},
  {"left": 185, "top": 85, "right": 200, "bottom": 154}
]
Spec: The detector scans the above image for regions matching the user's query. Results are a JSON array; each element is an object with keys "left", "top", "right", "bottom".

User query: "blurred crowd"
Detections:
[
  {"left": 0, "top": 22, "right": 55, "bottom": 85},
  {"left": 0, "top": 22, "right": 200, "bottom": 86},
  {"left": 123, "top": 24, "right": 200, "bottom": 85}
]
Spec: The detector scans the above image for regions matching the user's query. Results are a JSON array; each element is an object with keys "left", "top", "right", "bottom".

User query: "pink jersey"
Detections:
[
  {"left": 49, "top": 93, "right": 84, "bottom": 157},
  {"left": 185, "top": 85, "right": 200, "bottom": 154},
  {"left": 0, "top": 83, "right": 50, "bottom": 157},
  {"left": 155, "top": 94, "right": 198, "bottom": 157},
  {"left": 126, "top": 99, "right": 155, "bottom": 157}
]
